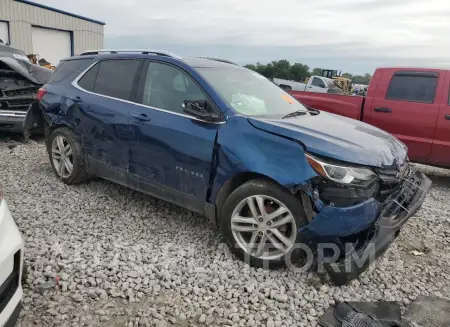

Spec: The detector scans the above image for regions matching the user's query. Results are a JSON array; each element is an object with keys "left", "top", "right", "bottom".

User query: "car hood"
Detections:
[
  {"left": 0, "top": 56, "right": 52, "bottom": 84},
  {"left": 247, "top": 111, "right": 408, "bottom": 168}
]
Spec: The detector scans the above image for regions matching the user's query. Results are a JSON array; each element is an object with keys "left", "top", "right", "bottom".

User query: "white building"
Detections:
[{"left": 0, "top": 0, "right": 104, "bottom": 66}]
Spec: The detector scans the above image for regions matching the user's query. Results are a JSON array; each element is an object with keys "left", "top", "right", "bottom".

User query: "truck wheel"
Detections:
[
  {"left": 48, "top": 127, "right": 88, "bottom": 185},
  {"left": 220, "top": 179, "right": 308, "bottom": 268}
]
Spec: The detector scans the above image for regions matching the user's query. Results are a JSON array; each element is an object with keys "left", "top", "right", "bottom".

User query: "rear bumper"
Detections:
[{"left": 324, "top": 170, "right": 431, "bottom": 285}]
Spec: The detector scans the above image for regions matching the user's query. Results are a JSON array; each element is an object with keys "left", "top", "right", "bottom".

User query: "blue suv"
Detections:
[{"left": 36, "top": 50, "right": 431, "bottom": 285}]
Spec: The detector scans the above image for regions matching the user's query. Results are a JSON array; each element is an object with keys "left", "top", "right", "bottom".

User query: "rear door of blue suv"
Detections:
[{"left": 39, "top": 56, "right": 139, "bottom": 183}]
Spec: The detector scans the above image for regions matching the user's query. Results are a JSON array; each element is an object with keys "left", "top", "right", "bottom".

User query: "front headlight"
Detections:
[{"left": 306, "top": 153, "right": 377, "bottom": 185}]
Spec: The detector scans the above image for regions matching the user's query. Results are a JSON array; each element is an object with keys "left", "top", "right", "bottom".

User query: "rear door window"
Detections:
[
  {"left": 386, "top": 72, "right": 438, "bottom": 103},
  {"left": 93, "top": 59, "right": 140, "bottom": 101}
]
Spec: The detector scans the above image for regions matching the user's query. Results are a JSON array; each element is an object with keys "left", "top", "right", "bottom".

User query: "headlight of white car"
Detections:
[{"left": 306, "top": 153, "right": 377, "bottom": 185}]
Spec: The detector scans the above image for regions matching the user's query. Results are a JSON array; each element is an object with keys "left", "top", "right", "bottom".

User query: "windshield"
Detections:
[{"left": 196, "top": 67, "right": 308, "bottom": 117}]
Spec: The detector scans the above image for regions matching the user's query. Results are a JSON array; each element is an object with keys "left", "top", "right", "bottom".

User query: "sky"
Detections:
[{"left": 34, "top": 0, "right": 450, "bottom": 74}]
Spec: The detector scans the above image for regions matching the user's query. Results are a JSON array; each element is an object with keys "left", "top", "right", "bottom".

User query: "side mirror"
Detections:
[{"left": 183, "top": 100, "right": 220, "bottom": 122}]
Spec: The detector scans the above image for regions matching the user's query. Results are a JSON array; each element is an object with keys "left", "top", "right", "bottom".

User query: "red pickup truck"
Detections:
[{"left": 290, "top": 67, "right": 450, "bottom": 167}]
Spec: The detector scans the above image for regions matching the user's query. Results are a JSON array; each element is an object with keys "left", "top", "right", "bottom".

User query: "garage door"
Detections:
[
  {"left": 32, "top": 27, "right": 71, "bottom": 67},
  {"left": 0, "top": 21, "right": 9, "bottom": 44}
]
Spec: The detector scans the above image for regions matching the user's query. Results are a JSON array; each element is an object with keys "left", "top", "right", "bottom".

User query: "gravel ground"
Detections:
[{"left": 1, "top": 139, "right": 449, "bottom": 327}]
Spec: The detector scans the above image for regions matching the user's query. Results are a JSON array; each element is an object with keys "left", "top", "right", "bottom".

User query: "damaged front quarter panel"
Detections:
[{"left": 210, "top": 115, "right": 318, "bottom": 204}]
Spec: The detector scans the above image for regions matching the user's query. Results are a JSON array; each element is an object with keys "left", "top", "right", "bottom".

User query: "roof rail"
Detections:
[
  {"left": 198, "top": 57, "right": 239, "bottom": 65},
  {"left": 78, "top": 49, "right": 182, "bottom": 60}
]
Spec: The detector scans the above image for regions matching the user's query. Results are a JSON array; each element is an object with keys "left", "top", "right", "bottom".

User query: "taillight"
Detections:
[{"left": 37, "top": 88, "right": 47, "bottom": 102}]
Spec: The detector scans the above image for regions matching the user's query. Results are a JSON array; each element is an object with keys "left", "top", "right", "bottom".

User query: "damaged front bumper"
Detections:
[{"left": 299, "top": 167, "right": 431, "bottom": 285}]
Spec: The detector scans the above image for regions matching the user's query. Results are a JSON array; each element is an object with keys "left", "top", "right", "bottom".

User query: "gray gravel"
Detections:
[{"left": 1, "top": 139, "right": 449, "bottom": 327}]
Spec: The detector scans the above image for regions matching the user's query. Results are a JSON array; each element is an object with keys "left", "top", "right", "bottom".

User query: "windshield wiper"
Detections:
[{"left": 282, "top": 110, "right": 307, "bottom": 119}]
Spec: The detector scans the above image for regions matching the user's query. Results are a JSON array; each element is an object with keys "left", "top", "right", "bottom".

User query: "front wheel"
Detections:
[{"left": 220, "top": 179, "right": 308, "bottom": 268}]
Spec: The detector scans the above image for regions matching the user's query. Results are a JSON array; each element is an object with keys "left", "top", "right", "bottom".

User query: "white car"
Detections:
[
  {"left": 273, "top": 76, "right": 340, "bottom": 93},
  {"left": 0, "top": 191, "right": 24, "bottom": 327}
]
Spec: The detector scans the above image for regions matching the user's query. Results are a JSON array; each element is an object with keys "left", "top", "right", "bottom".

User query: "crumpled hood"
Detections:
[
  {"left": 248, "top": 111, "right": 408, "bottom": 168},
  {"left": 0, "top": 56, "right": 52, "bottom": 84}
]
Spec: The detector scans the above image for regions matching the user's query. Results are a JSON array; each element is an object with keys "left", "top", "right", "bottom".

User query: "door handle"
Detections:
[
  {"left": 374, "top": 107, "right": 392, "bottom": 113},
  {"left": 69, "top": 96, "right": 82, "bottom": 103},
  {"left": 132, "top": 112, "right": 151, "bottom": 121},
  {"left": 445, "top": 114, "right": 450, "bottom": 120}
]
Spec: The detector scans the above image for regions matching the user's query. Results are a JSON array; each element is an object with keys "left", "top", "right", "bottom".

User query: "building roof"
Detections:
[{"left": 15, "top": 0, "right": 106, "bottom": 25}]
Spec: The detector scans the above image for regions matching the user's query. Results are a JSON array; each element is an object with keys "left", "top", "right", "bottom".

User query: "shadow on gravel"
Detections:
[
  {"left": 413, "top": 164, "right": 450, "bottom": 189},
  {"left": 423, "top": 172, "right": 450, "bottom": 189},
  {"left": 0, "top": 131, "right": 45, "bottom": 144},
  {"left": 84, "top": 178, "right": 217, "bottom": 233}
]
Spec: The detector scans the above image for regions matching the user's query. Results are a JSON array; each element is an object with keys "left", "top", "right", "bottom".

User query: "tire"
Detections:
[
  {"left": 48, "top": 127, "right": 88, "bottom": 185},
  {"left": 220, "top": 179, "right": 308, "bottom": 268}
]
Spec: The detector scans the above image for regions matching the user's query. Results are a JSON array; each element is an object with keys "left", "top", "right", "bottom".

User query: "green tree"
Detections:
[
  {"left": 245, "top": 60, "right": 311, "bottom": 82},
  {"left": 342, "top": 73, "right": 353, "bottom": 79},
  {"left": 245, "top": 60, "right": 373, "bottom": 85},
  {"left": 261, "top": 63, "right": 275, "bottom": 80},
  {"left": 270, "top": 59, "right": 291, "bottom": 79},
  {"left": 311, "top": 68, "right": 322, "bottom": 76},
  {"left": 244, "top": 64, "right": 257, "bottom": 71},
  {"left": 352, "top": 74, "right": 372, "bottom": 85},
  {"left": 290, "top": 63, "right": 310, "bottom": 82}
]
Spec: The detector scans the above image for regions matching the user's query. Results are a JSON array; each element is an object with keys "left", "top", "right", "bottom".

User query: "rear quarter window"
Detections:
[
  {"left": 47, "top": 59, "right": 94, "bottom": 84},
  {"left": 78, "top": 63, "right": 99, "bottom": 92},
  {"left": 386, "top": 72, "right": 438, "bottom": 103}
]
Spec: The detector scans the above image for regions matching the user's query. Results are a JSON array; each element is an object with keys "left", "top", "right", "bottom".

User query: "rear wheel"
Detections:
[
  {"left": 48, "top": 127, "right": 88, "bottom": 184},
  {"left": 220, "top": 179, "right": 308, "bottom": 268}
]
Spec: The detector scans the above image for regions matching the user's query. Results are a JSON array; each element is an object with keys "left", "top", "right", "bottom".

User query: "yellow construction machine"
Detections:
[{"left": 320, "top": 69, "right": 352, "bottom": 93}]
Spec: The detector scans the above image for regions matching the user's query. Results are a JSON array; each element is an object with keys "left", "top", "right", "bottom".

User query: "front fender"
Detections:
[{"left": 210, "top": 116, "right": 317, "bottom": 203}]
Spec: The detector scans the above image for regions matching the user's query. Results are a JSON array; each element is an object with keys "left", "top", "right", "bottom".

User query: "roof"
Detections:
[
  {"left": 67, "top": 52, "right": 241, "bottom": 68},
  {"left": 183, "top": 57, "right": 241, "bottom": 68},
  {"left": 15, "top": 0, "right": 106, "bottom": 25}
]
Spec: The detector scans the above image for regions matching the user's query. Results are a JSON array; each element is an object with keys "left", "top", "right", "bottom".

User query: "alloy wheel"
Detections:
[
  {"left": 230, "top": 195, "right": 297, "bottom": 260},
  {"left": 51, "top": 135, "right": 74, "bottom": 178}
]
